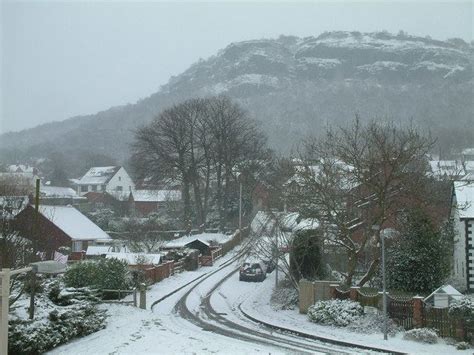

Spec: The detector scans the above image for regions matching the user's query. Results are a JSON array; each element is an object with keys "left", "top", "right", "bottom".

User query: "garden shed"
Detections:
[{"left": 424, "top": 285, "right": 463, "bottom": 308}]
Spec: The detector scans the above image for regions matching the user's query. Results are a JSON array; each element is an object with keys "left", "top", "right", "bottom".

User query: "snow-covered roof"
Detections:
[
  {"left": 424, "top": 284, "right": 463, "bottom": 304},
  {"left": 86, "top": 245, "right": 114, "bottom": 256},
  {"left": 454, "top": 181, "right": 474, "bottom": 219},
  {"left": 294, "top": 218, "right": 320, "bottom": 231},
  {"left": 38, "top": 205, "right": 111, "bottom": 241},
  {"left": 429, "top": 160, "right": 465, "bottom": 178},
  {"left": 105, "top": 252, "right": 162, "bottom": 265},
  {"left": 132, "top": 189, "right": 181, "bottom": 202},
  {"left": 462, "top": 148, "right": 474, "bottom": 156},
  {"left": 40, "top": 186, "right": 80, "bottom": 198},
  {"left": 77, "top": 166, "right": 120, "bottom": 185},
  {"left": 8, "top": 164, "right": 35, "bottom": 173},
  {"left": 163, "top": 233, "right": 231, "bottom": 248}
]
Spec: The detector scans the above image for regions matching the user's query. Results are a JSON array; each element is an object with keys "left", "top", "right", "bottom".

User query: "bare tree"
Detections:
[
  {"left": 294, "top": 117, "right": 435, "bottom": 286},
  {"left": 132, "top": 96, "right": 267, "bottom": 229}
]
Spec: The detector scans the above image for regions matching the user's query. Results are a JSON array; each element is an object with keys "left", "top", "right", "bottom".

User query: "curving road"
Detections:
[{"left": 168, "top": 248, "right": 372, "bottom": 355}]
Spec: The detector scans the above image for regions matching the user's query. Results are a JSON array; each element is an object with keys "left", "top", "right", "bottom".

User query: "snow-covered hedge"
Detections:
[
  {"left": 403, "top": 328, "right": 438, "bottom": 344},
  {"left": 308, "top": 299, "right": 363, "bottom": 327},
  {"left": 9, "top": 279, "right": 107, "bottom": 354},
  {"left": 347, "top": 313, "right": 401, "bottom": 336},
  {"left": 449, "top": 297, "right": 474, "bottom": 320},
  {"left": 64, "top": 258, "right": 131, "bottom": 292}
]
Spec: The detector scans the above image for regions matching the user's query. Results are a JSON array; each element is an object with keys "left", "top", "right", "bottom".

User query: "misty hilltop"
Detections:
[{"left": 1, "top": 31, "right": 473, "bottom": 171}]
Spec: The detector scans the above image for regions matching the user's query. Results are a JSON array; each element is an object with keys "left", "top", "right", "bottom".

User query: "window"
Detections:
[
  {"left": 80, "top": 185, "right": 88, "bottom": 192},
  {"left": 92, "top": 185, "right": 97, "bottom": 192},
  {"left": 72, "top": 241, "right": 83, "bottom": 252},
  {"left": 116, "top": 186, "right": 123, "bottom": 192},
  {"left": 118, "top": 176, "right": 121, "bottom": 181},
  {"left": 102, "top": 185, "right": 106, "bottom": 191}
]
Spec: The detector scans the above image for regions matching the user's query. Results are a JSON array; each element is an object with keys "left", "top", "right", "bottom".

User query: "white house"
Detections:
[
  {"left": 75, "top": 166, "right": 135, "bottom": 200},
  {"left": 452, "top": 181, "right": 474, "bottom": 292}
]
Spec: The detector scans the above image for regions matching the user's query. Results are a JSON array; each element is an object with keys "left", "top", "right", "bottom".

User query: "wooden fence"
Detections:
[
  {"left": 301, "top": 281, "right": 470, "bottom": 342},
  {"left": 423, "top": 306, "right": 458, "bottom": 338},
  {"left": 387, "top": 296, "right": 414, "bottom": 330}
]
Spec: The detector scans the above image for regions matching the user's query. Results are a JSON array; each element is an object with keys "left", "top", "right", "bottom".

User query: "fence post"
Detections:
[
  {"left": 1, "top": 268, "right": 11, "bottom": 355},
  {"left": 455, "top": 319, "right": 466, "bottom": 341},
  {"left": 412, "top": 296, "right": 424, "bottom": 328},
  {"left": 349, "top": 286, "right": 360, "bottom": 302},
  {"left": 139, "top": 283, "right": 146, "bottom": 310},
  {"left": 133, "top": 289, "right": 137, "bottom": 307},
  {"left": 377, "top": 291, "right": 388, "bottom": 311},
  {"left": 329, "top": 284, "right": 338, "bottom": 300}
]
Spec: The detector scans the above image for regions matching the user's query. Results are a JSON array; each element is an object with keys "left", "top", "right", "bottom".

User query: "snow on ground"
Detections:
[
  {"left": 239, "top": 275, "right": 471, "bottom": 355},
  {"left": 49, "top": 249, "right": 281, "bottom": 354}
]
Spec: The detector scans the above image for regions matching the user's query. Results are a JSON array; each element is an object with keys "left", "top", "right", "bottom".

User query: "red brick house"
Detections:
[
  {"left": 129, "top": 190, "right": 181, "bottom": 216},
  {"left": 14, "top": 205, "right": 111, "bottom": 260}
]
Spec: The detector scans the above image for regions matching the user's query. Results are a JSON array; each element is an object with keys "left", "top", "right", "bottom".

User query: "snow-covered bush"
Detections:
[
  {"left": 456, "top": 341, "right": 470, "bottom": 350},
  {"left": 8, "top": 278, "right": 107, "bottom": 354},
  {"left": 347, "top": 313, "right": 401, "bottom": 336},
  {"left": 64, "top": 258, "right": 131, "bottom": 292},
  {"left": 270, "top": 279, "right": 298, "bottom": 310},
  {"left": 308, "top": 299, "right": 363, "bottom": 327},
  {"left": 449, "top": 297, "right": 474, "bottom": 320},
  {"left": 403, "top": 328, "right": 438, "bottom": 344}
]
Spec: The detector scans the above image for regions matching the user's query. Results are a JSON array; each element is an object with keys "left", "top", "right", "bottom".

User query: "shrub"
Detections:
[
  {"left": 64, "top": 258, "right": 131, "bottom": 292},
  {"left": 347, "top": 313, "right": 401, "bottom": 336},
  {"left": 64, "top": 261, "right": 97, "bottom": 288},
  {"left": 9, "top": 305, "right": 107, "bottom": 354},
  {"left": 270, "top": 279, "right": 298, "bottom": 310},
  {"left": 449, "top": 297, "right": 474, "bottom": 320},
  {"left": 456, "top": 342, "right": 470, "bottom": 350},
  {"left": 8, "top": 279, "right": 107, "bottom": 354},
  {"left": 403, "top": 328, "right": 438, "bottom": 344},
  {"left": 308, "top": 299, "right": 363, "bottom": 327}
]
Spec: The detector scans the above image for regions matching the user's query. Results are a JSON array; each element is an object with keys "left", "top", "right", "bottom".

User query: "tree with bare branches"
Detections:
[
  {"left": 131, "top": 96, "right": 268, "bottom": 229},
  {"left": 293, "top": 117, "right": 436, "bottom": 286}
]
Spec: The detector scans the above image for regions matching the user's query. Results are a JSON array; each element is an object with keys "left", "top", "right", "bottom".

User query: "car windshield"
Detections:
[{"left": 243, "top": 262, "right": 261, "bottom": 270}]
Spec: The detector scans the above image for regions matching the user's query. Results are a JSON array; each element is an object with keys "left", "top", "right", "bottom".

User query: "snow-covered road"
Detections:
[{"left": 49, "top": 248, "right": 381, "bottom": 354}]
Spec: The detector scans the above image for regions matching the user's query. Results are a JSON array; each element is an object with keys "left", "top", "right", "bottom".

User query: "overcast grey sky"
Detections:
[{"left": 1, "top": 1, "right": 472, "bottom": 134}]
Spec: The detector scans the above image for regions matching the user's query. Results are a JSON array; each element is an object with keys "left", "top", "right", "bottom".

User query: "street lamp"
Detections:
[{"left": 373, "top": 224, "right": 387, "bottom": 341}]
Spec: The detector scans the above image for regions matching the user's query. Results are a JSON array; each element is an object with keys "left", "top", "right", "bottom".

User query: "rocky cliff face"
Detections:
[{"left": 1, "top": 31, "right": 472, "bottom": 168}]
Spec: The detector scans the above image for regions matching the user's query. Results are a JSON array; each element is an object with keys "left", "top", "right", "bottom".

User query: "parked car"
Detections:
[
  {"left": 262, "top": 259, "right": 276, "bottom": 273},
  {"left": 239, "top": 259, "right": 267, "bottom": 282}
]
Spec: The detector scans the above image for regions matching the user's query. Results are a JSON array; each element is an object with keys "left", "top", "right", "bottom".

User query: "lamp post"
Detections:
[
  {"left": 239, "top": 179, "right": 242, "bottom": 237},
  {"left": 381, "top": 229, "right": 388, "bottom": 341},
  {"left": 373, "top": 224, "right": 387, "bottom": 341}
]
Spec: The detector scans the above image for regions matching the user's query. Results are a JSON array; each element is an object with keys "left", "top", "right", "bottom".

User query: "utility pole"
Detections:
[
  {"left": 29, "top": 179, "right": 41, "bottom": 319},
  {"left": 381, "top": 230, "right": 388, "bottom": 341},
  {"left": 275, "top": 229, "right": 279, "bottom": 288},
  {"left": 239, "top": 178, "right": 242, "bottom": 242}
]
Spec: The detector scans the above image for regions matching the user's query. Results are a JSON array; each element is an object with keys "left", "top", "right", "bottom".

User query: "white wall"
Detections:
[
  {"left": 106, "top": 167, "right": 135, "bottom": 199},
  {"left": 452, "top": 207, "right": 467, "bottom": 292}
]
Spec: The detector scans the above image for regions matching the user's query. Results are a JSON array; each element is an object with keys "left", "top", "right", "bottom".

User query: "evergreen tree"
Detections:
[{"left": 387, "top": 209, "right": 450, "bottom": 294}]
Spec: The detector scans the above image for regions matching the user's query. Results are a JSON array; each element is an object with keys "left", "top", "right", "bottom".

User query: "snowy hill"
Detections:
[{"left": 1, "top": 31, "right": 472, "bottom": 171}]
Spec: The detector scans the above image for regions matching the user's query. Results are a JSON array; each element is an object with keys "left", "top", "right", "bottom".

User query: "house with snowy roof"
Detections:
[
  {"left": 40, "top": 185, "right": 86, "bottom": 205},
  {"left": 451, "top": 181, "right": 474, "bottom": 292},
  {"left": 129, "top": 189, "right": 181, "bottom": 216},
  {"left": 74, "top": 166, "right": 135, "bottom": 200},
  {"left": 14, "top": 205, "right": 111, "bottom": 260}
]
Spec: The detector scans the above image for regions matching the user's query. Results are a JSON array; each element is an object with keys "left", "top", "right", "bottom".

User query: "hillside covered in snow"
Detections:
[{"left": 1, "top": 31, "right": 472, "bottom": 172}]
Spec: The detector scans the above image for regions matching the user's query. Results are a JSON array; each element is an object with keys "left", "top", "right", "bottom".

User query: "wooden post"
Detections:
[
  {"left": 349, "top": 286, "right": 360, "bottom": 302},
  {"left": 412, "top": 296, "right": 424, "bottom": 328},
  {"left": 1, "top": 268, "right": 11, "bottom": 355},
  {"left": 29, "top": 271, "right": 36, "bottom": 319},
  {"left": 329, "top": 284, "right": 338, "bottom": 299},
  {"left": 139, "top": 283, "right": 146, "bottom": 310},
  {"left": 133, "top": 289, "right": 137, "bottom": 307}
]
